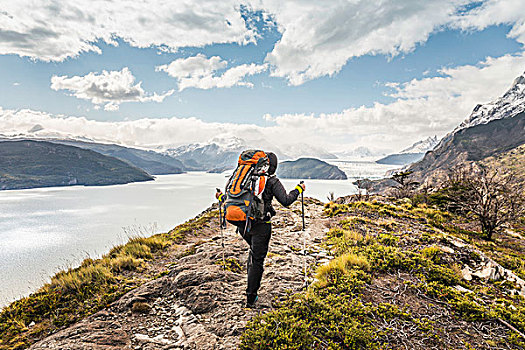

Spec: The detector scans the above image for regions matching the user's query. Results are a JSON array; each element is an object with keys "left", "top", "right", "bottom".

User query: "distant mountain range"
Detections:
[
  {"left": 51, "top": 139, "right": 186, "bottom": 175},
  {"left": 376, "top": 136, "right": 439, "bottom": 166},
  {"left": 0, "top": 134, "right": 347, "bottom": 189},
  {"left": 277, "top": 158, "right": 347, "bottom": 180},
  {"left": 164, "top": 136, "right": 337, "bottom": 172},
  {"left": 335, "top": 146, "right": 383, "bottom": 160},
  {"left": 0, "top": 140, "right": 153, "bottom": 190}
]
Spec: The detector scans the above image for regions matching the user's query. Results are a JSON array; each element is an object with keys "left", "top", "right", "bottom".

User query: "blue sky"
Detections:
[{"left": 1, "top": 1, "right": 525, "bottom": 152}]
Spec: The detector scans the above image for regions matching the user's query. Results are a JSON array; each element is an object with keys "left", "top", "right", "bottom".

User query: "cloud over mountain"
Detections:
[
  {"left": 263, "top": 52, "right": 525, "bottom": 150},
  {"left": 50, "top": 68, "right": 174, "bottom": 111}
]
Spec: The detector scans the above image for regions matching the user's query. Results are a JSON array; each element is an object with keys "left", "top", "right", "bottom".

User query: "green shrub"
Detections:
[{"left": 215, "top": 258, "right": 243, "bottom": 273}]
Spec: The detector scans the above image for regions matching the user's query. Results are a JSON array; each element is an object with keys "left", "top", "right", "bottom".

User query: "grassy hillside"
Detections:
[
  {"left": 2, "top": 197, "right": 524, "bottom": 349},
  {"left": 241, "top": 199, "right": 525, "bottom": 349},
  {"left": 481, "top": 144, "right": 525, "bottom": 185},
  {"left": 0, "top": 140, "right": 153, "bottom": 190}
]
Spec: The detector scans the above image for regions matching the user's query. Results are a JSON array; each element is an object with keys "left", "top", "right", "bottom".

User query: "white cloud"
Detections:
[
  {"left": 156, "top": 54, "right": 227, "bottom": 80},
  {"left": 156, "top": 54, "right": 267, "bottom": 90},
  {"left": 2, "top": 53, "right": 524, "bottom": 153},
  {"left": 0, "top": 107, "right": 265, "bottom": 148},
  {"left": 256, "top": 0, "right": 470, "bottom": 85},
  {"left": 264, "top": 53, "right": 525, "bottom": 151},
  {"left": 253, "top": 0, "right": 525, "bottom": 85},
  {"left": 50, "top": 67, "right": 174, "bottom": 111},
  {"left": 103, "top": 103, "right": 120, "bottom": 112},
  {"left": 2, "top": 1, "right": 525, "bottom": 86},
  {"left": 0, "top": 0, "right": 256, "bottom": 61},
  {"left": 452, "top": 0, "right": 525, "bottom": 44}
]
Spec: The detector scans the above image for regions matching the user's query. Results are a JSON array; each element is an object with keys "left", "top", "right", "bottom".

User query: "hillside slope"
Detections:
[
  {"left": 408, "top": 112, "right": 525, "bottom": 184},
  {"left": 3, "top": 197, "right": 524, "bottom": 349},
  {"left": 376, "top": 152, "right": 425, "bottom": 166},
  {"left": 0, "top": 140, "right": 153, "bottom": 190},
  {"left": 481, "top": 144, "right": 525, "bottom": 186}
]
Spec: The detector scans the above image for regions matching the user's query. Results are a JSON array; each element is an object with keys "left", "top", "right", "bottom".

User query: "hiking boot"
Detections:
[{"left": 246, "top": 295, "right": 258, "bottom": 308}]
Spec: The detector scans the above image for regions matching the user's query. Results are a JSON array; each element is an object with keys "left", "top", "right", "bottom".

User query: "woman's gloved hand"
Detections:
[{"left": 295, "top": 182, "right": 306, "bottom": 193}]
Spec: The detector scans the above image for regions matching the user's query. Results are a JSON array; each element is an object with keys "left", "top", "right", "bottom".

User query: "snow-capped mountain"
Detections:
[
  {"left": 454, "top": 72, "right": 525, "bottom": 133},
  {"left": 406, "top": 71, "right": 525, "bottom": 184},
  {"left": 1, "top": 123, "right": 113, "bottom": 145},
  {"left": 376, "top": 136, "right": 440, "bottom": 166},
  {"left": 335, "top": 146, "right": 383, "bottom": 161},
  {"left": 165, "top": 136, "right": 338, "bottom": 171},
  {"left": 400, "top": 136, "right": 439, "bottom": 154}
]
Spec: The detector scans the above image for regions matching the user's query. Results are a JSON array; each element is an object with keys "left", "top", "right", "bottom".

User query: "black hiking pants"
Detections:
[{"left": 238, "top": 222, "right": 272, "bottom": 299}]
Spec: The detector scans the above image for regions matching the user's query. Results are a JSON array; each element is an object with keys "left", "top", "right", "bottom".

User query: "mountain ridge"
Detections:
[
  {"left": 398, "top": 71, "right": 525, "bottom": 186},
  {"left": 454, "top": 72, "right": 525, "bottom": 133},
  {"left": 0, "top": 140, "right": 154, "bottom": 190},
  {"left": 376, "top": 136, "right": 439, "bottom": 166}
]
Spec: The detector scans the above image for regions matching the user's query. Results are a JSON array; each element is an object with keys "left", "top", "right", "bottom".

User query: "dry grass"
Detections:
[
  {"left": 109, "top": 255, "right": 143, "bottom": 272},
  {"left": 316, "top": 253, "right": 370, "bottom": 287},
  {"left": 48, "top": 264, "right": 114, "bottom": 294},
  {"left": 131, "top": 301, "right": 151, "bottom": 314},
  {"left": 120, "top": 242, "right": 152, "bottom": 259}
]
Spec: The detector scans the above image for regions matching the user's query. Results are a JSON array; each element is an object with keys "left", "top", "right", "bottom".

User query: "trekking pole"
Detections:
[
  {"left": 300, "top": 181, "right": 307, "bottom": 288},
  {"left": 300, "top": 181, "right": 305, "bottom": 231},
  {"left": 216, "top": 188, "right": 226, "bottom": 271}
]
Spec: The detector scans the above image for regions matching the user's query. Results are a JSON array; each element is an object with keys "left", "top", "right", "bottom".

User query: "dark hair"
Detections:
[{"left": 267, "top": 152, "right": 278, "bottom": 175}]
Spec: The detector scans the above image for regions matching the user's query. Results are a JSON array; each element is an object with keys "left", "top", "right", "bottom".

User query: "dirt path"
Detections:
[{"left": 29, "top": 199, "right": 330, "bottom": 350}]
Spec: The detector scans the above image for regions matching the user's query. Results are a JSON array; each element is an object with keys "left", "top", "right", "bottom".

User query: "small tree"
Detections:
[
  {"left": 353, "top": 178, "right": 373, "bottom": 201},
  {"left": 390, "top": 171, "right": 419, "bottom": 199},
  {"left": 442, "top": 167, "right": 524, "bottom": 240}
]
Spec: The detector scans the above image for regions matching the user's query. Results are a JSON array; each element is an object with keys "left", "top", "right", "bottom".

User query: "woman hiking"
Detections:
[{"left": 216, "top": 151, "right": 305, "bottom": 308}]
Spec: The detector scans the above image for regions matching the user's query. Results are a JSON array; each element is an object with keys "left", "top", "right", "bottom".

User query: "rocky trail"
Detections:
[{"left": 29, "top": 199, "right": 330, "bottom": 350}]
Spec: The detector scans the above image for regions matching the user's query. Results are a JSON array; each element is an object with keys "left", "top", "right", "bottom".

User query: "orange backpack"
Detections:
[{"left": 224, "top": 150, "right": 269, "bottom": 231}]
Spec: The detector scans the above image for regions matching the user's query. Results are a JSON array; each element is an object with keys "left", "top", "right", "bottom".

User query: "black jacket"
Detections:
[{"left": 261, "top": 175, "right": 300, "bottom": 220}]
